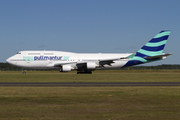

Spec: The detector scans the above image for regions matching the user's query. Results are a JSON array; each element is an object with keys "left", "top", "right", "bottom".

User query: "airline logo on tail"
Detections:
[{"left": 123, "top": 30, "right": 171, "bottom": 67}]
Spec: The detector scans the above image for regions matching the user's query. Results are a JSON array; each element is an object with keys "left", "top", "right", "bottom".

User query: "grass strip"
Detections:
[
  {"left": 0, "top": 87, "right": 180, "bottom": 120},
  {"left": 0, "top": 70, "right": 180, "bottom": 82}
]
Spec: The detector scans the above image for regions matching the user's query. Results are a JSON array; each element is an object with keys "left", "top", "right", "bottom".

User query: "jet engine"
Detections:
[
  {"left": 60, "top": 65, "right": 73, "bottom": 72},
  {"left": 86, "top": 62, "right": 98, "bottom": 70}
]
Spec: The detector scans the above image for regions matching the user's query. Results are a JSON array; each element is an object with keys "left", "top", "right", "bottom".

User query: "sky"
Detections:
[{"left": 0, "top": 0, "right": 180, "bottom": 65}]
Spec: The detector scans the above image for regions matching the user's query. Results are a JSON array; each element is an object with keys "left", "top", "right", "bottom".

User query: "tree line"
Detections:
[
  {"left": 0, "top": 62, "right": 180, "bottom": 71},
  {"left": 121, "top": 64, "right": 180, "bottom": 70}
]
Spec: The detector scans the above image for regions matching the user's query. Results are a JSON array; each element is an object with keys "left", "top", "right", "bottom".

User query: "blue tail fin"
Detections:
[
  {"left": 123, "top": 30, "right": 171, "bottom": 67},
  {"left": 136, "top": 30, "right": 170, "bottom": 58}
]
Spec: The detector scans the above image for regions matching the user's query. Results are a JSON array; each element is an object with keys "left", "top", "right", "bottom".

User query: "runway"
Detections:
[{"left": 1, "top": 82, "right": 180, "bottom": 87}]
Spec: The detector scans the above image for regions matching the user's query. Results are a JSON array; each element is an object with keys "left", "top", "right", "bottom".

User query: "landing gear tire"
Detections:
[
  {"left": 77, "top": 70, "right": 92, "bottom": 74},
  {"left": 22, "top": 70, "right": 26, "bottom": 74}
]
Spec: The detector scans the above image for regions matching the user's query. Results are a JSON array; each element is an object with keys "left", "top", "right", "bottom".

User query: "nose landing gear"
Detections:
[{"left": 22, "top": 70, "right": 26, "bottom": 74}]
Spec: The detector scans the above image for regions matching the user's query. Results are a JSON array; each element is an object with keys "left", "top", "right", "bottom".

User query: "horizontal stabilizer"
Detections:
[{"left": 144, "top": 53, "right": 172, "bottom": 60}]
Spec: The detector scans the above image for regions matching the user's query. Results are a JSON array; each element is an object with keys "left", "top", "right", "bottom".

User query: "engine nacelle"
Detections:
[
  {"left": 87, "top": 62, "right": 98, "bottom": 70},
  {"left": 60, "top": 65, "right": 73, "bottom": 72}
]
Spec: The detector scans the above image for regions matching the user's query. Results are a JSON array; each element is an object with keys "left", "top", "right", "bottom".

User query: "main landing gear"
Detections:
[{"left": 77, "top": 70, "right": 92, "bottom": 74}]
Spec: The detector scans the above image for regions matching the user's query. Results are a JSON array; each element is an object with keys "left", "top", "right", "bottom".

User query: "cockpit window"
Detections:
[{"left": 17, "top": 52, "right": 21, "bottom": 54}]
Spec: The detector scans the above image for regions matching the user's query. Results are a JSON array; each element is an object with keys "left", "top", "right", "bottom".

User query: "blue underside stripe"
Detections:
[
  {"left": 141, "top": 44, "right": 165, "bottom": 51},
  {"left": 123, "top": 60, "right": 144, "bottom": 68},
  {"left": 123, "top": 58, "right": 161, "bottom": 68}
]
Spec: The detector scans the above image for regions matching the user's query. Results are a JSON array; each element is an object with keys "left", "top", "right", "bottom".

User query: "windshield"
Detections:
[{"left": 17, "top": 52, "right": 21, "bottom": 54}]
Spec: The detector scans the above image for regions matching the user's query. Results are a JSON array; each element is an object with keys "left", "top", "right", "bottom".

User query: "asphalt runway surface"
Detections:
[{"left": 1, "top": 82, "right": 180, "bottom": 87}]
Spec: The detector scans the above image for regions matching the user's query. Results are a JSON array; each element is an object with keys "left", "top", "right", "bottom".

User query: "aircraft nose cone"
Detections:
[
  {"left": 6, "top": 58, "right": 10, "bottom": 63},
  {"left": 6, "top": 57, "right": 12, "bottom": 64}
]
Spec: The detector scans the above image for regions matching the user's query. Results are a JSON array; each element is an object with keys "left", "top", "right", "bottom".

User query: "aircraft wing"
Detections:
[
  {"left": 99, "top": 58, "right": 121, "bottom": 66},
  {"left": 54, "top": 61, "right": 90, "bottom": 67},
  {"left": 53, "top": 58, "right": 122, "bottom": 67}
]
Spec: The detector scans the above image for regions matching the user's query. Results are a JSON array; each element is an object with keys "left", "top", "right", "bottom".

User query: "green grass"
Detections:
[
  {"left": 0, "top": 70, "right": 180, "bottom": 119},
  {"left": 0, "top": 70, "right": 180, "bottom": 82},
  {"left": 0, "top": 87, "right": 180, "bottom": 120}
]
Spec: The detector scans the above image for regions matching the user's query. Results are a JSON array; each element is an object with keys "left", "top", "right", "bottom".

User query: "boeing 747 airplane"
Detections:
[{"left": 6, "top": 30, "right": 172, "bottom": 74}]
